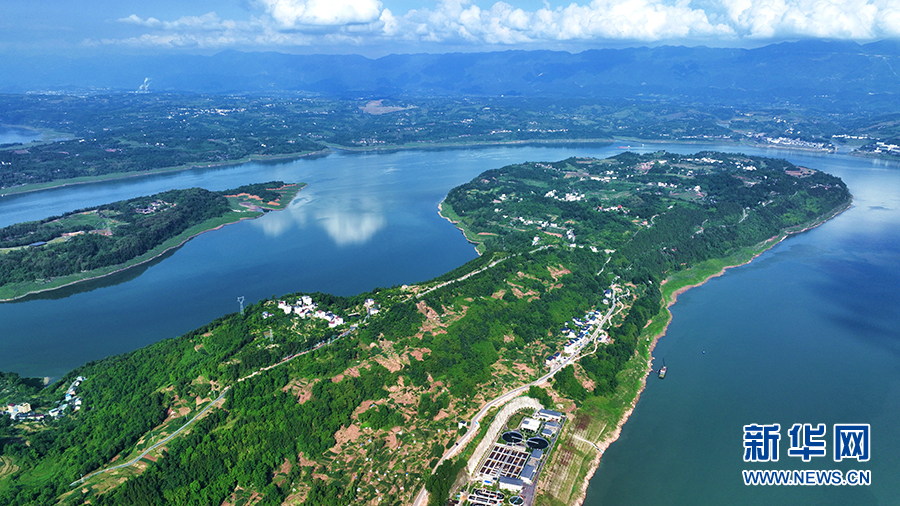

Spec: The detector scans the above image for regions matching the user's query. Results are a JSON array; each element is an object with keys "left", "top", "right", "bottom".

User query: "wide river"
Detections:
[{"left": 1, "top": 142, "right": 897, "bottom": 504}]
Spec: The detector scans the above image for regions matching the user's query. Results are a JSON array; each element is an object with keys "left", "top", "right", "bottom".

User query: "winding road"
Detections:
[
  {"left": 70, "top": 326, "right": 356, "bottom": 487},
  {"left": 411, "top": 286, "right": 620, "bottom": 506}
]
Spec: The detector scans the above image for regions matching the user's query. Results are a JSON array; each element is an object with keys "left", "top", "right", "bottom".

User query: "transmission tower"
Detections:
[{"left": 238, "top": 296, "right": 245, "bottom": 316}]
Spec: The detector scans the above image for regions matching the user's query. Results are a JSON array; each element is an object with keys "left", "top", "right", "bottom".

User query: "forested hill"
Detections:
[
  {"left": 443, "top": 150, "right": 851, "bottom": 279},
  {"left": 0, "top": 154, "right": 849, "bottom": 506},
  {"left": 0, "top": 181, "right": 299, "bottom": 300}
]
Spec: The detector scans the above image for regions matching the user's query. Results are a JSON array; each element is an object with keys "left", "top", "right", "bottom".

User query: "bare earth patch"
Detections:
[
  {"left": 374, "top": 353, "right": 405, "bottom": 373},
  {"left": 332, "top": 366, "right": 362, "bottom": 383},
  {"left": 386, "top": 428, "right": 400, "bottom": 449},
  {"left": 297, "top": 452, "right": 318, "bottom": 467},
  {"left": 408, "top": 348, "right": 429, "bottom": 361},
  {"left": 0, "top": 456, "right": 19, "bottom": 480},
  {"left": 360, "top": 100, "right": 414, "bottom": 115},
  {"left": 283, "top": 378, "right": 318, "bottom": 405},
  {"left": 387, "top": 384, "right": 419, "bottom": 409},
  {"left": 331, "top": 424, "right": 361, "bottom": 452},
  {"left": 513, "top": 361, "right": 536, "bottom": 377},
  {"left": 416, "top": 301, "right": 440, "bottom": 320},
  {"left": 547, "top": 264, "right": 571, "bottom": 281},
  {"left": 353, "top": 400, "right": 375, "bottom": 417}
]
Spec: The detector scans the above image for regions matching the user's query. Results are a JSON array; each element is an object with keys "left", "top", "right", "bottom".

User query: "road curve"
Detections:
[{"left": 411, "top": 287, "right": 619, "bottom": 506}]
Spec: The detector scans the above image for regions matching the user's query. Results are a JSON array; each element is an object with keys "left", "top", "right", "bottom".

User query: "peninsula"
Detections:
[
  {"left": 0, "top": 152, "right": 850, "bottom": 506},
  {"left": 0, "top": 182, "right": 303, "bottom": 301}
]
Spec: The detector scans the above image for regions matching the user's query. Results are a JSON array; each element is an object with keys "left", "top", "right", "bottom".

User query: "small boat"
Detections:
[{"left": 657, "top": 358, "right": 667, "bottom": 379}]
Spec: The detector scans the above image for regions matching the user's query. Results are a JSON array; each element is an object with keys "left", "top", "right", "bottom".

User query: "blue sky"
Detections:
[{"left": 2, "top": 0, "right": 899, "bottom": 56}]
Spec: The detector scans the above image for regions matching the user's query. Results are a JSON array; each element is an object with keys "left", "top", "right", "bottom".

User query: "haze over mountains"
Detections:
[{"left": 4, "top": 40, "right": 900, "bottom": 107}]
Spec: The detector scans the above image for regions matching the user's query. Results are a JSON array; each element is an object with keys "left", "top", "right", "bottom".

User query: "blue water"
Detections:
[
  {"left": 584, "top": 151, "right": 900, "bottom": 505},
  {"left": 0, "top": 144, "right": 624, "bottom": 378},
  {"left": 1, "top": 142, "right": 897, "bottom": 504},
  {"left": 0, "top": 125, "right": 41, "bottom": 145}
]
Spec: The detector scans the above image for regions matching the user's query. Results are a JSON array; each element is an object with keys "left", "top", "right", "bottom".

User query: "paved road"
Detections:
[
  {"left": 417, "top": 246, "right": 552, "bottom": 299},
  {"left": 70, "top": 386, "right": 231, "bottom": 486},
  {"left": 411, "top": 287, "right": 619, "bottom": 506},
  {"left": 70, "top": 327, "right": 356, "bottom": 487}
]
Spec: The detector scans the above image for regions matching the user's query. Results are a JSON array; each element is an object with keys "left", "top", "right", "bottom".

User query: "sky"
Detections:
[{"left": 1, "top": 0, "right": 899, "bottom": 56}]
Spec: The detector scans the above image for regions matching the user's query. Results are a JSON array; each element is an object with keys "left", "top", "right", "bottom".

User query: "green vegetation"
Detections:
[
  {"left": 0, "top": 93, "right": 894, "bottom": 193},
  {"left": 425, "top": 459, "right": 465, "bottom": 506},
  {"left": 0, "top": 152, "right": 850, "bottom": 506},
  {"left": 0, "top": 182, "right": 301, "bottom": 300}
]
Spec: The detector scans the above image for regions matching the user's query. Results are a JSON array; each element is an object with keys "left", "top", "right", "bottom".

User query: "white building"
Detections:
[
  {"left": 6, "top": 402, "right": 31, "bottom": 417},
  {"left": 498, "top": 476, "right": 524, "bottom": 493},
  {"left": 521, "top": 417, "right": 541, "bottom": 432},
  {"left": 536, "top": 409, "right": 563, "bottom": 422}
]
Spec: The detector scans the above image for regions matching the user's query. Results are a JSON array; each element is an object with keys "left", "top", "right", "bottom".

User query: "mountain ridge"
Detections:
[{"left": 2, "top": 40, "right": 898, "bottom": 108}]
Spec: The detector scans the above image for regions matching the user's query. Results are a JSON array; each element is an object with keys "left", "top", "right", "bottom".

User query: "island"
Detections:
[
  {"left": 0, "top": 182, "right": 303, "bottom": 301},
  {"left": 0, "top": 152, "right": 850, "bottom": 506}
]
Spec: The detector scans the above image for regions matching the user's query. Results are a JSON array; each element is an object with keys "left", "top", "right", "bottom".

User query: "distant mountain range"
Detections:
[{"left": 3, "top": 40, "right": 900, "bottom": 108}]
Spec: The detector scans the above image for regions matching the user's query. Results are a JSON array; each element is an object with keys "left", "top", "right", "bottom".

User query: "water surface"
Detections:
[
  {"left": 0, "top": 125, "right": 41, "bottom": 145},
  {"left": 584, "top": 151, "right": 900, "bottom": 505},
  {"left": 1, "top": 142, "right": 897, "bottom": 505}
]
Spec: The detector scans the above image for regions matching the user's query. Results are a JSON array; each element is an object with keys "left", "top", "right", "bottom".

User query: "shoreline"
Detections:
[
  {"left": 0, "top": 150, "right": 328, "bottom": 197},
  {"left": 6, "top": 135, "right": 883, "bottom": 198},
  {"left": 437, "top": 199, "right": 485, "bottom": 254},
  {"left": 566, "top": 198, "right": 852, "bottom": 506},
  {"left": 0, "top": 217, "right": 256, "bottom": 303},
  {"left": 0, "top": 185, "right": 306, "bottom": 302},
  {"left": 434, "top": 157, "right": 852, "bottom": 506}
]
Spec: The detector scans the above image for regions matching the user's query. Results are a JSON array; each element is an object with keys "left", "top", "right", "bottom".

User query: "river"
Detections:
[
  {"left": 583, "top": 149, "right": 900, "bottom": 505},
  {"left": 0, "top": 144, "right": 627, "bottom": 377},
  {"left": 0, "top": 125, "right": 42, "bottom": 145},
  {"left": 1, "top": 142, "right": 897, "bottom": 503}
]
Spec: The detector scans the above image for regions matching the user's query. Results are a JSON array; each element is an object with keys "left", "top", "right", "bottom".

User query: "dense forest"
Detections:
[
  {"left": 0, "top": 181, "right": 293, "bottom": 295},
  {"left": 0, "top": 153, "right": 851, "bottom": 506},
  {"left": 443, "top": 151, "right": 851, "bottom": 283}
]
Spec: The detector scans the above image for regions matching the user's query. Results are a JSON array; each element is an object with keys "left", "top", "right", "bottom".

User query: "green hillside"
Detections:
[{"left": 0, "top": 152, "right": 850, "bottom": 506}]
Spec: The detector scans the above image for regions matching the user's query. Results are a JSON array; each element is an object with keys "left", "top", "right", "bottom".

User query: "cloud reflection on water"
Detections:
[{"left": 252, "top": 188, "right": 386, "bottom": 246}]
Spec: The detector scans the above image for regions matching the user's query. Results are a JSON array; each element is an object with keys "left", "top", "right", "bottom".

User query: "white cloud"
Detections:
[
  {"left": 721, "top": 0, "right": 884, "bottom": 38},
  {"left": 380, "top": 8, "right": 401, "bottom": 36},
  {"left": 257, "top": 0, "right": 384, "bottom": 27},
  {"left": 118, "top": 12, "right": 234, "bottom": 31},
  {"left": 398, "top": 0, "right": 734, "bottom": 43},
  {"left": 118, "top": 14, "right": 163, "bottom": 28},
  {"left": 105, "top": 0, "right": 900, "bottom": 50}
]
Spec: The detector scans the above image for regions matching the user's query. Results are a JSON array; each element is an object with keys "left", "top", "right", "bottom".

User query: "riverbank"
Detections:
[
  {"left": 0, "top": 150, "right": 326, "bottom": 197},
  {"left": 328, "top": 135, "right": 843, "bottom": 157},
  {"left": 4, "top": 134, "right": 870, "bottom": 199},
  {"left": 437, "top": 199, "right": 487, "bottom": 255},
  {"left": 541, "top": 198, "right": 852, "bottom": 506},
  {"left": 0, "top": 184, "right": 305, "bottom": 302},
  {"left": 326, "top": 138, "right": 615, "bottom": 153}
]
